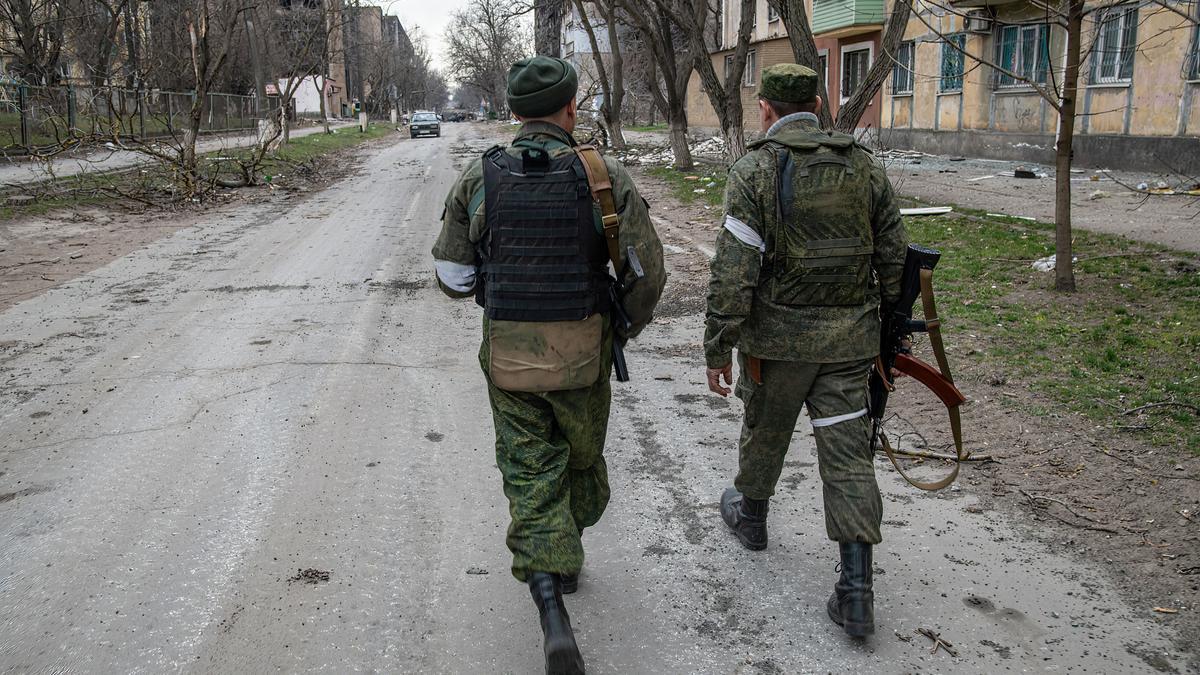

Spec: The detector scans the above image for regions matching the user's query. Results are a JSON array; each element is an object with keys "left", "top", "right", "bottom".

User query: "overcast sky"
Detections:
[{"left": 388, "top": 0, "right": 471, "bottom": 75}]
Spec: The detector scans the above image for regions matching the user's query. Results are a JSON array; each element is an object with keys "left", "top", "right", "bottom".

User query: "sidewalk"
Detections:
[
  {"left": 879, "top": 152, "right": 1200, "bottom": 254},
  {"left": 0, "top": 121, "right": 361, "bottom": 186}
]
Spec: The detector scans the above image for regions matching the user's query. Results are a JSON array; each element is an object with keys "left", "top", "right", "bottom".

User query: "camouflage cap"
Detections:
[{"left": 758, "top": 63, "right": 819, "bottom": 104}]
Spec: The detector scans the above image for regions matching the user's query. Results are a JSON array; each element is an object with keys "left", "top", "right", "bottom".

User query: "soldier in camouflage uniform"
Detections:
[
  {"left": 433, "top": 56, "right": 665, "bottom": 674},
  {"left": 704, "top": 64, "right": 907, "bottom": 638}
]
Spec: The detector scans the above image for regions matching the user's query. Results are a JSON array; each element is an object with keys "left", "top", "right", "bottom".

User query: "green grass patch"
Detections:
[
  {"left": 0, "top": 124, "right": 396, "bottom": 220},
  {"left": 645, "top": 165, "right": 726, "bottom": 209},
  {"left": 905, "top": 212, "right": 1200, "bottom": 453},
  {"left": 266, "top": 123, "right": 392, "bottom": 165},
  {"left": 627, "top": 123, "right": 668, "bottom": 132}
]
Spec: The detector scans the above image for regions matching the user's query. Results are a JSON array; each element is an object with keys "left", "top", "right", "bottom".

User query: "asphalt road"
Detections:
[{"left": 0, "top": 123, "right": 1189, "bottom": 673}]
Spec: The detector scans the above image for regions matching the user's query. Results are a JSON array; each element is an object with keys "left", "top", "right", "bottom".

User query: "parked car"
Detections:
[{"left": 410, "top": 111, "right": 440, "bottom": 138}]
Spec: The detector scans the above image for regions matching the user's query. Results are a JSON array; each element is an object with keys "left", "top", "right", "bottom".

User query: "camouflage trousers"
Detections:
[
  {"left": 734, "top": 353, "right": 882, "bottom": 544},
  {"left": 484, "top": 374, "right": 612, "bottom": 582}
]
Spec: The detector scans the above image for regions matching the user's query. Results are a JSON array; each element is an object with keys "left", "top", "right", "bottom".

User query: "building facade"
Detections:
[
  {"left": 880, "top": 0, "right": 1200, "bottom": 172},
  {"left": 561, "top": 1, "right": 613, "bottom": 115},
  {"left": 687, "top": 0, "right": 886, "bottom": 133}
]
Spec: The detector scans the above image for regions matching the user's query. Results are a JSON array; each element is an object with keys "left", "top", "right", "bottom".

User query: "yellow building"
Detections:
[
  {"left": 687, "top": 0, "right": 888, "bottom": 132},
  {"left": 881, "top": 0, "right": 1200, "bottom": 172}
]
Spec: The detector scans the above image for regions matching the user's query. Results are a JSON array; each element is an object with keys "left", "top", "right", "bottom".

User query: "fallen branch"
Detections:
[
  {"left": 1019, "top": 489, "right": 1106, "bottom": 524},
  {"left": 915, "top": 628, "right": 958, "bottom": 657},
  {"left": 1121, "top": 400, "right": 1200, "bottom": 416},
  {"left": 1019, "top": 489, "right": 1120, "bottom": 534}
]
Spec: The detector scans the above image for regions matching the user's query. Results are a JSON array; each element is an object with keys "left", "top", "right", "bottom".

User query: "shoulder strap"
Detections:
[{"left": 572, "top": 144, "right": 621, "bottom": 270}]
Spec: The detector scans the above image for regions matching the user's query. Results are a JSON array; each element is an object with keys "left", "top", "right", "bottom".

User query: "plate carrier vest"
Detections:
[{"left": 476, "top": 144, "right": 611, "bottom": 322}]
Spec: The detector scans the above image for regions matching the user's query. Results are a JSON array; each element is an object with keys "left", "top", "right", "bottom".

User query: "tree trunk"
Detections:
[
  {"left": 318, "top": 74, "right": 331, "bottom": 134},
  {"left": 834, "top": 0, "right": 910, "bottom": 132},
  {"left": 603, "top": 2, "right": 626, "bottom": 150},
  {"left": 535, "top": 0, "right": 565, "bottom": 56},
  {"left": 1054, "top": 0, "right": 1083, "bottom": 292},
  {"left": 769, "top": 0, "right": 833, "bottom": 128},
  {"left": 685, "top": 0, "right": 754, "bottom": 162},
  {"left": 573, "top": 0, "right": 625, "bottom": 149},
  {"left": 669, "top": 116, "right": 692, "bottom": 169}
]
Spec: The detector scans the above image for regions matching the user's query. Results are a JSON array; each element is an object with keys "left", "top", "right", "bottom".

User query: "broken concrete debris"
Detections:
[{"left": 1032, "top": 254, "right": 1079, "bottom": 272}]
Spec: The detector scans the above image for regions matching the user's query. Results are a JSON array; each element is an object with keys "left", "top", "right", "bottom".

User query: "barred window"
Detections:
[
  {"left": 842, "top": 48, "right": 870, "bottom": 98},
  {"left": 996, "top": 25, "right": 1051, "bottom": 86},
  {"left": 940, "top": 34, "right": 966, "bottom": 92},
  {"left": 1091, "top": 5, "right": 1137, "bottom": 83},
  {"left": 893, "top": 41, "right": 915, "bottom": 94}
]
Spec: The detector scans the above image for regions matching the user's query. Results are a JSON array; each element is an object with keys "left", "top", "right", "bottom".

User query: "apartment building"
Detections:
[
  {"left": 880, "top": 0, "right": 1200, "bottom": 171},
  {"left": 687, "top": 0, "right": 888, "bottom": 132}
]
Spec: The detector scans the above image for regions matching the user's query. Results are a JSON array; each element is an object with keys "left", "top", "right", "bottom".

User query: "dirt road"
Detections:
[{"left": 0, "top": 123, "right": 1189, "bottom": 672}]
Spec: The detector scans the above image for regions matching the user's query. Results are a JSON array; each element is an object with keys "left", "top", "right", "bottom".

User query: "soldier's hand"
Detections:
[{"left": 707, "top": 364, "right": 733, "bottom": 397}]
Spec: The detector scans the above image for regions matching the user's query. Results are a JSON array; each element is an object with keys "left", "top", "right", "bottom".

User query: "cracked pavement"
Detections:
[{"left": 0, "top": 123, "right": 1190, "bottom": 673}]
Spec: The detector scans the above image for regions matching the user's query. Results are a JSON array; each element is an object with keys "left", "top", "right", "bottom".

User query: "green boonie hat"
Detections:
[
  {"left": 759, "top": 63, "right": 819, "bottom": 104},
  {"left": 507, "top": 56, "right": 579, "bottom": 117}
]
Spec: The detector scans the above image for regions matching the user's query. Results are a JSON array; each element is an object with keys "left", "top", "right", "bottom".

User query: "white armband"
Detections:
[{"left": 723, "top": 216, "right": 766, "bottom": 253}]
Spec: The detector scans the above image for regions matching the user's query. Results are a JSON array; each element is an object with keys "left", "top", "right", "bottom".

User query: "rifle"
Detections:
[
  {"left": 609, "top": 246, "right": 645, "bottom": 382},
  {"left": 868, "top": 244, "right": 969, "bottom": 491}
]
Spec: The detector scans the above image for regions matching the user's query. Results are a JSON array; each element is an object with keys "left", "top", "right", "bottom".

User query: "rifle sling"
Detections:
[
  {"left": 572, "top": 145, "right": 622, "bottom": 271},
  {"left": 880, "top": 268, "right": 970, "bottom": 491}
]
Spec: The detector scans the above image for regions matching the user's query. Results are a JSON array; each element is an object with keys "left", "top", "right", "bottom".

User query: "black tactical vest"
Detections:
[{"left": 476, "top": 144, "right": 611, "bottom": 322}]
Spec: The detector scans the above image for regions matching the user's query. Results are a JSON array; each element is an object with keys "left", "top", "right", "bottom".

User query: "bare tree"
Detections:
[
  {"left": 0, "top": 0, "right": 67, "bottom": 84},
  {"left": 445, "top": 0, "right": 530, "bottom": 116},
  {"left": 619, "top": 0, "right": 694, "bottom": 168},
  {"left": 62, "top": 0, "right": 132, "bottom": 86},
  {"left": 765, "top": 0, "right": 832, "bottom": 128},
  {"left": 570, "top": 0, "right": 627, "bottom": 148},
  {"left": 904, "top": 0, "right": 1195, "bottom": 291},
  {"left": 767, "top": 0, "right": 912, "bottom": 132},
  {"left": 652, "top": 0, "right": 756, "bottom": 160}
]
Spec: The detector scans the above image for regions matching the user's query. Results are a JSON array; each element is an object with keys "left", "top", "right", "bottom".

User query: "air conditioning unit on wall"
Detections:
[{"left": 965, "top": 10, "right": 993, "bottom": 33}]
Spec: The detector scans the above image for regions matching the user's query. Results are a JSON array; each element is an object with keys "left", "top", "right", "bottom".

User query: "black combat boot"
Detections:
[
  {"left": 528, "top": 572, "right": 585, "bottom": 674},
  {"left": 719, "top": 487, "right": 769, "bottom": 551},
  {"left": 826, "top": 542, "right": 875, "bottom": 637}
]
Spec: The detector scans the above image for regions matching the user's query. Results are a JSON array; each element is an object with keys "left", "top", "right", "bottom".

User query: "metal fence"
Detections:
[{"left": 0, "top": 84, "right": 265, "bottom": 152}]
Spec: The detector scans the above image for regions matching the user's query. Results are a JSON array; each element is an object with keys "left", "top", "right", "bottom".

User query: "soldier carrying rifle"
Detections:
[{"left": 703, "top": 64, "right": 909, "bottom": 638}]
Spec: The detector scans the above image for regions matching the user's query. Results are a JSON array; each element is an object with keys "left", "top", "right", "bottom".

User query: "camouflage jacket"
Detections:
[
  {"left": 704, "top": 114, "right": 907, "bottom": 368},
  {"left": 433, "top": 121, "right": 666, "bottom": 341}
]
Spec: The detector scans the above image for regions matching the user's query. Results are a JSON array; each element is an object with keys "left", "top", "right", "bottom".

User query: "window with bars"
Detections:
[
  {"left": 1091, "top": 5, "right": 1137, "bottom": 83},
  {"left": 940, "top": 34, "right": 966, "bottom": 92},
  {"left": 893, "top": 41, "right": 914, "bottom": 94},
  {"left": 995, "top": 25, "right": 1051, "bottom": 86},
  {"left": 842, "top": 48, "right": 870, "bottom": 98}
]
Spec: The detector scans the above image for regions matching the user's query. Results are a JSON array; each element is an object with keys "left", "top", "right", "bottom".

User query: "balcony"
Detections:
[{"left": 811, "top": 0, "right": 885, "bottom": 37}]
